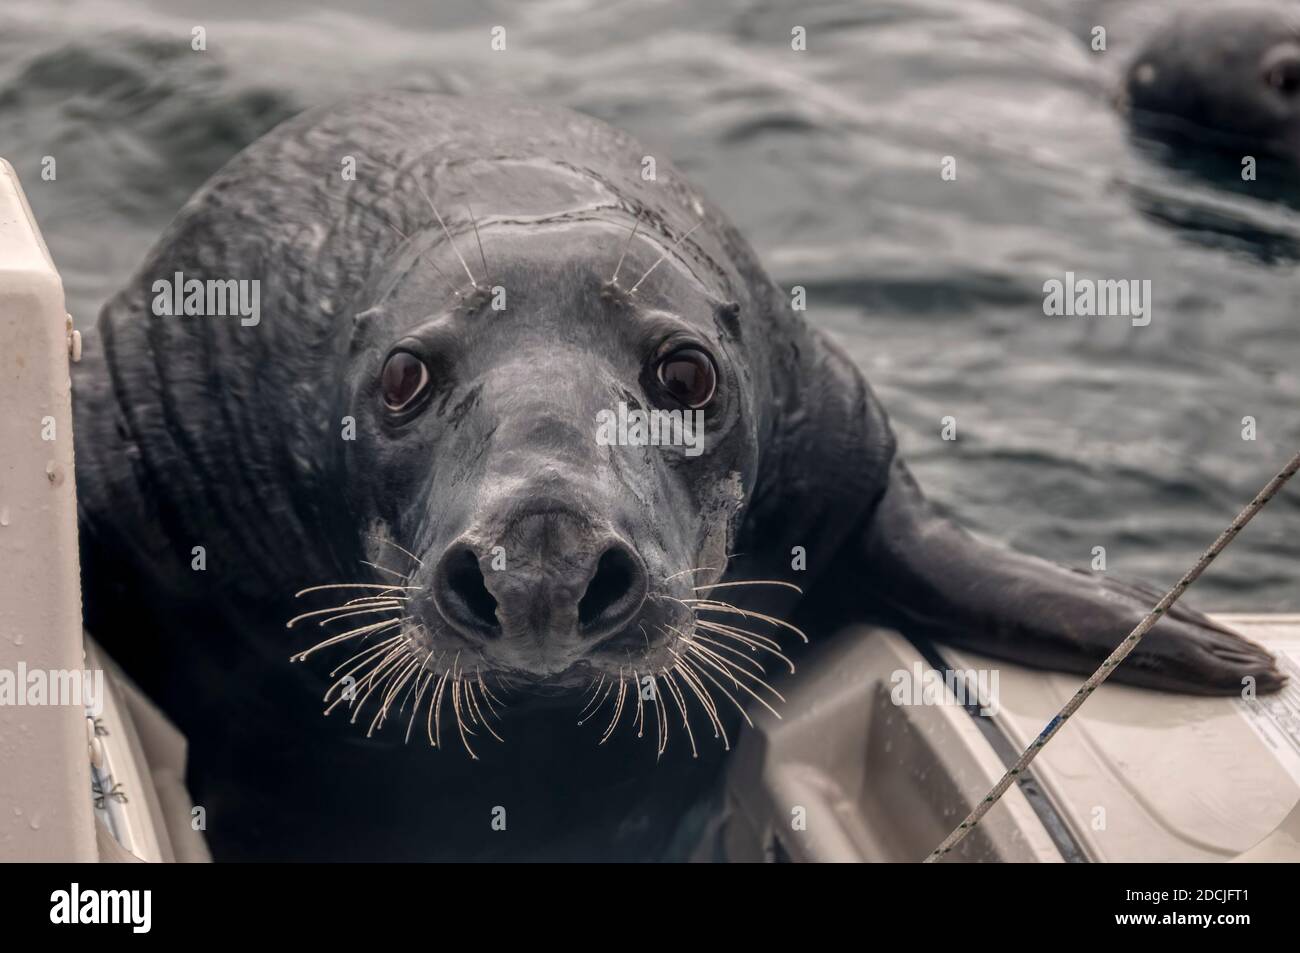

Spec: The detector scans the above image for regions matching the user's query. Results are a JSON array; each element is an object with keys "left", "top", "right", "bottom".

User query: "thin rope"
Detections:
[{"left": 925, "top": 448, "right": 1300, "bottom": 863}]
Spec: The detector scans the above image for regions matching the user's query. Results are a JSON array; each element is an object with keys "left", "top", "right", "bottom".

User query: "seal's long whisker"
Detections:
[
  {"left": 670, "top": 623, "right": 779, "bottom": 708},
  {"left": 689, "top": 632, "right": 770, "bottom": 675},
  {"left": 676, "top": 657, "right": 727, "bottom": 748},
  {"left": 461, "top": 674, "right": 480, "bottom": 728},
  {"left": 661, "top": 668, "right": 698, "bottom": 758},
  {"left": 379, "top": 654, "right": 420, "bottom": 716},
  {"left": 683, "top": 598, "right": 809, "bottom": 643},
  {"left": 343, "top": 594, "right": 410, "bottom": 606},
  {"left": 397, "top": 655, "right": 429, "bottom": 717},
  {"left": 668, "top": 621, "right": 762, "bottom": 677},
  {"left": 467, "top": 680, "right": 504, "bottom": 742},
  {"left": 662, "top": 565, "right": 723, "bottom": 582},
  {"left": 448, "top": 669, "right": 468, "bottom": 748},
  {"left": 578, "top": 674, "right": 618, "bottom": 726},
  {"left": 295, "top": 618, "right": 403, "bottom": 663},
  {"left": 671, "top": 653, "right": 722, "bottom": 739},
  {"left": 632, "top": 668, "right": 647, "bottom": 739},
  {"left": 361, "top": 559, "right": 410, "bottom": 580},
  {"left": 381, "top": 220, "right": 465, "bottom": 299},
  {"left": 371, "top": 656, "right": 420, "bottom": 736},
  {"left": 661, "top": 594, "right": 793, "bottom": 656},
  {"left": 429, "top": 667, "right": 451, "bottom": 748},
  {"left": 431, "top": 670, "right": 447, "bottom": 748},
  {"left": 434, "top": 663, "right": 453, "bottom": 749},
  {"left": 610, "top": 213, "right": 642, "bottom": 285},
  {"left": 313, "top": 604, "right": 405, "bottom": 628},
  {"left": 693, "top": 617, "right": 785, "bottom": 655},
  {"left": 628, "top": 220, "right": 702, "bottom": 294},
  {"left": 313, "top": 605, "right": 400, "bottom": 629},
  {"left": 600, "top": 670, "right": 628, "bottom": 744},
  {"left": 363, "top": 534, "right": 426, "bottom": 569},
  {"left": 578, "top": 674, "right": 607, "bottom": 719},
  {"left": 684, "top": 643, "right": 783, "bottom": 719},
  {"left": 406, "top": 668, "right": 436, "bottom": 745},
  {"left": 452, "top": 658, "right": 481, "bottom": 759},
  {"left": 691, "top": 579, "right": 803, "bottom": 595},
  {"left": 694, "top": 619, "right": 795, "bottom": 672},
  {"left": 652, "top": 672, "right": 668, "bottom": 757},
  {"left": 334, "top": 641, "right": 402, "bottom": 718},
  {"left": 467, "top": 202, "right": 490, "bottom": 287},
  {"left": 681, "top": 651, "right": 754, "bottom": 728},
  {"left": 353, "top": 639, "right": 409, "bottom": 696},
  {"left": 685, "top": 637, "right": 785, "bottom": 701},
  {"left": 476, "top": 668, "right": 504, "bottom": 718},
  {"left": 325, "top": 653, "right": 398, "bottom": 711},
  {"left": 325, "top": 633, "right": 405, "bottom": 683},
  {"left": 417, "top": 183, "right": 478, "bottom": 289},
  {"left": 296, "top": 582, "right": 419, "bottom": 597},
  {"left": 286, "top": 599, "right": 401, "bottom": 627},
  {"left": 348, "top": 647, "right": 409, "bottom": 724}
]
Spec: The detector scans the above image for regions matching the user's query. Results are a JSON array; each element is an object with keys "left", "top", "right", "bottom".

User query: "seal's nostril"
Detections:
[
  {"left": 579, "top": 543, "right": 647, "bottom": 637},
  {"left": 435, "top": 544, "right": 501, "bottom": 640}
]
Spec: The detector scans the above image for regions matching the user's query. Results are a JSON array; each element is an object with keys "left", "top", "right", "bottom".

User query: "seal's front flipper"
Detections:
[{"left": 858, "top": 460, "right": 1284, "bottom": 696}]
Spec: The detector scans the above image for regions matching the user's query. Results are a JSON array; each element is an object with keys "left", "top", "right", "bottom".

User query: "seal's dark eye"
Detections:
[
  {"left": 380, "top": 351, "right": 429, "bottom": 412},
  {"left": 655, "top": 347, "right": 716, "bottom": 409},
  {"left": 1262, "top": 43, "right": 1300, "bottom": 96}
]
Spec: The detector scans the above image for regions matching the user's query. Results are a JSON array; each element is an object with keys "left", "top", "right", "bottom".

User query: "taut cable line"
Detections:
[{"left": 925, "top": 448, "right": 1300, "bottom": 862}]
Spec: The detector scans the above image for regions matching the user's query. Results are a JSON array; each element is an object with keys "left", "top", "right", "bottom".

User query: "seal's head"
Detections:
[
  {"left": 1121, "top": 5, "right": 1300, "bottom": 161},
  {"left": 303, "top": 210, "right": 780, "bottom": 744}
]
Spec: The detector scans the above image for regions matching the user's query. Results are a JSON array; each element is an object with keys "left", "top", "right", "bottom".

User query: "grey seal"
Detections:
[
  {"left": 1122, "top": 5, "right": 1300, "bottom": 164},
  {"left": 71, "top": 92, "right": 1283, "bottom": 860}
]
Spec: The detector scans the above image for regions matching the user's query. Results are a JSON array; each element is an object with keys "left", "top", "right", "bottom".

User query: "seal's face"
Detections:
[
  {"left": 332, "top": 218, "right": 761, "bottom": 716},
  {"left": 1123, "top": 6, "right": 1300, "bottom": 159}
]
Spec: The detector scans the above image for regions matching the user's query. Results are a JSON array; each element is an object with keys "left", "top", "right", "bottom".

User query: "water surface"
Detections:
[{"left": 3, "top": 0, "right": 1296, "bottom": 607}]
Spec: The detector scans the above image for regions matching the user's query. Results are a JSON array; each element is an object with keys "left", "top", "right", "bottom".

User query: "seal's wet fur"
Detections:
[{"left": 73, "top": 92, "right": 1283, "bottom": 860}]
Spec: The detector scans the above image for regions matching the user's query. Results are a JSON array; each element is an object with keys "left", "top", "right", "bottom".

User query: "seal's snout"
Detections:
[{"left": 429, "top": 513, "right": 649, "bottom": 671}]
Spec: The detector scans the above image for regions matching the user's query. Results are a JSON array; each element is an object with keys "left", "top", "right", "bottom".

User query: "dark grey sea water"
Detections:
[{"left": 3, "top": 0, "right": 1297, "bottom": 607}]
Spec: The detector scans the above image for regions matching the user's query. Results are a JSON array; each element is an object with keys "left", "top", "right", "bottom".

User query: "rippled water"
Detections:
[{"left": 3, "top": 0, "right": 1297, "bottom": 607}]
